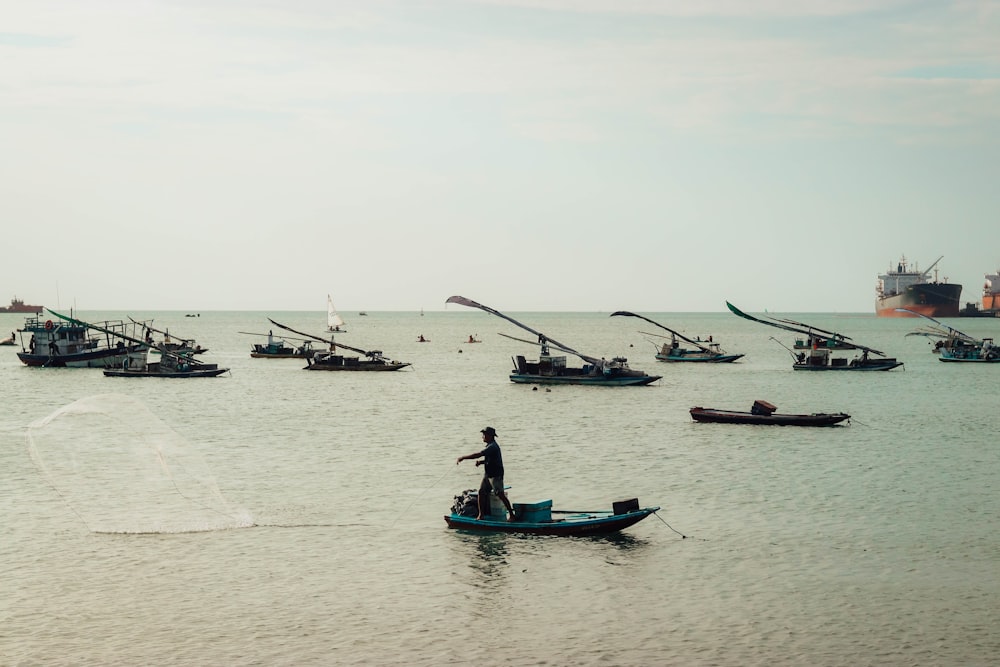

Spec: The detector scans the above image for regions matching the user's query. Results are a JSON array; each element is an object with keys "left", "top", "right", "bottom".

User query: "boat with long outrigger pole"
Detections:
[
  {"left": 129, "top": 317, "right": 208, "bottom": 355},
  {"left": 15, "top": 311, "right": 146, "bottom": 368},
  {"left": 241, "top": 329, "right": 319, "bottom": 359},
  {"left": 727, "top": 302, "right": 903, "bottom": 371},
  {"left": 610, "top": 311, "right": 744, "bottom": 363},
  {"left": 445, "top": 296, "right": 660, "bottom": 386},
  {"left": 46, "top": 309, "right": 229, "bottom": 378},
  {"left": 267, "top": 318, "right": 410, "bottom": 371},
  {"left": 898, "top": 308, "right": 1000, "bottom": 362}
]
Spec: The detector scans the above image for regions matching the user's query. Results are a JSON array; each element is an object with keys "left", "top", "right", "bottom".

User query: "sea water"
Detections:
[{"left": 1, "top": 310, "right": 998, "bottom": 666}]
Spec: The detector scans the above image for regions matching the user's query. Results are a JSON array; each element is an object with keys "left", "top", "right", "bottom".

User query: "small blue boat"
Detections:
[{"left": 444, "top": 490, "right": 659, "bottom": 536}]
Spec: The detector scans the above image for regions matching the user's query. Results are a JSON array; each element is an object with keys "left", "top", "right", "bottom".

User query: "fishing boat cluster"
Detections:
[{"left": 6, "top": 293, "right": 997, "bottom": 536}]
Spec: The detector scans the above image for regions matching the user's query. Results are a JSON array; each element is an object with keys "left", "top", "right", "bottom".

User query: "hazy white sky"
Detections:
[{"left": 2, "top": 0, "right": 998, "bottom": 312}]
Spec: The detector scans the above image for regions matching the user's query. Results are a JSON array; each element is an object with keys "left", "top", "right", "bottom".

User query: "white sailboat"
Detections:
[{"left": 327, "top": 295, "right": 346, "bottom": 332}]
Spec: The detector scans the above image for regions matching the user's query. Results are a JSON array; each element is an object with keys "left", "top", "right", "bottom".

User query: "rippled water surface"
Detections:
[{"left": 2, "top": 310, "right": 998, "bottom": 666}]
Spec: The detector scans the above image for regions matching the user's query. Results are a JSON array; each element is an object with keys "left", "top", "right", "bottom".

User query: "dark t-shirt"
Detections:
[{"left": 479, "top": 441, "right": 504, "bottom": 478}]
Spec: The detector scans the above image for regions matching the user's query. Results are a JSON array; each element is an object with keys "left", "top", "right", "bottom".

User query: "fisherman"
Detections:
[{"left": 456, "top": 427, "right": 515, "bottom": 521}]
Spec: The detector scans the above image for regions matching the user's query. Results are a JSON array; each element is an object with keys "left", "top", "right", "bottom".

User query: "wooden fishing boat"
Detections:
[
  {"left": 38, "top": 309, "right": 229, "bottom": 377},
  {"left": 727, "top": 302, "right": 903, "bottom": 371},
  {"left": 611, "top": 311, "right": 744, "bottom": 363},
  {"left": 0, "top": 332, "right": 15, "bottom": 346},
  {"left": 266, "top": 318, "right": 411, "bottom": 371},
  {"left": 15, "top": 312, "right": 146, "bottom": 367},
  {"left": 690, "top": 401, "right": 850, "bottom": 426},
  {"left": 446, "top": 296, "right": 661, "bottom": 386},
  {"left": 242, "top": 330, "right": 318, "bottom": 358},
  {"left": 444, "top": 489, "right": 659, "bottom": 536},
  {"left": 130, "top": 317, "right": 207, "bottom": 355},
  {"left": 103, "top": 356, "right": 229, "bottom": 378},
  {"left": 899, "top": 309, "right": 1000, "bottom": 363}
]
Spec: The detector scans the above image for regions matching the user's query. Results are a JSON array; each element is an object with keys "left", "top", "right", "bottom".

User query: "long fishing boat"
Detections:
[
  {"left": 130, "top": 317, "right": 208, "bottom": 355},
  {"left": 267, "top": 318, "right": 410, "bottom": 371},
  {"left": 445, "top": 489, "right": 659, "bottom": 536},
  {"left": 898, "top": 308, "right": 1000, "bottom": 362},
  {"left": 445, "top": 296, "right": 661, "bottom": 386},
  {"left": 15, "top": 312, "right": 146, "bottom": 368},
  {"left": 42, "top": 309, "right": 230, "bottom": 378},
  {"left": 727, "top": 302, "right": 903, "bottom": 371},
  {"left": 690, "top": 401, "right": 850, "bottom": 426},
  {"left": 611, "top": 311, "right": 743, "bottom": 363}
]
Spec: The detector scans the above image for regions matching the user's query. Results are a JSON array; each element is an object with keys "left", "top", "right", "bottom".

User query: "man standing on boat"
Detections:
[{"left": 456, "top": 427, "right": 515, "bottom": 521}]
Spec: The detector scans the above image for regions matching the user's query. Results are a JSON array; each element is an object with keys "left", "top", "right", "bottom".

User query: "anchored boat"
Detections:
[
  {"left": 611, "top": 311, "right": 743, "bottom": 363},
  {"left": 876, "top": 255, "right": 961, "bottom": 318},
  {"left": 267, "top": 318, "right": 410, "bottom": 371},
  {"left": 690, "top": 401, "right": 850, "bottom": 426},
  {"left": 899, "top": 308, "right": 1000, "bottom": 362},
  {"left": 727, "top": 302, "right": 903, "bottom": 371},
  {"left": 445, "top": 296, "right": 660, "bottom": 386},
  {"left": 445, "top": 489, "right": 659, "bottom": 536},
  {"left": 15, "top": 312, "right": 146, "bottom": 368},
  {"left": 242, "top": 329, "right": 319, "bottom": 358}
]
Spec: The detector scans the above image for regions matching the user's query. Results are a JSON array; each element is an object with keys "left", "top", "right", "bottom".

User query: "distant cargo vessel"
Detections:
[
  {"left": 0, "top": 296, "right": 43, "bottom": 314},
  {"left": 984, "top": 269, "right": 1000, "bottom": 313},
  {"left": 876, "top": 256, "right": 962, "bottom": 318}
]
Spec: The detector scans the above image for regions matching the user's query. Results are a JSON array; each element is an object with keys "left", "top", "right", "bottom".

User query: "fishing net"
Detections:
[{"left": 26, "top": 394, "right": 253, "bottom": 533}]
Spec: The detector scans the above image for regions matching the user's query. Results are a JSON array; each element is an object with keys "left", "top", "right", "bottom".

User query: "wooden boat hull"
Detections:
[
  {"left": 305, "top": 361, "right": 411, "bottom": 371},
  {"left": 690, "top": 407, "right": 850, "bottom": 426},
  {"left": 792, "top": 360, "right": 902, "bottom": 371},
  {"left": 509, "top": 373, "right": 660, "bottom": 386},
  {"left": 103, "top": 367, "right": 229, "bottom": 378},
  {"left": 939, "top": 355, "right": 1000, "bottom": 363},
  {"left": 251, "top": 352, "right": 314, "bottom": 359},
  {"left": 18, "top": 347, "right": 140, "bottom": 368},
  {"left": 655, "top": 352, "right": 744, "bottom": 363},
  {"left": 444, "top": 507, "right": 659, "bottom": 536}
]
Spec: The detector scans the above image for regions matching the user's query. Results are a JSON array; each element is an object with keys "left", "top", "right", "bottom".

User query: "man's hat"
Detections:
[{"left": 481, "top": 426, "right": 497, "bottom": 437}]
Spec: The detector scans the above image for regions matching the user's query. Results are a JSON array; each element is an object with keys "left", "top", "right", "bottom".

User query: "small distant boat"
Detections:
[
  {"left": 446, "top": 296, "right": 661, "bottom": 386},
  {"left": 327, "top": 295, "right": 346, "bottom": 332},
  {"left": 611, "top": 311, "right": 743, "bottom": 363},
  {"left": 899, "top": 309, "right": 1000, "bottom": 362},
  {"left": 444, "top": 489, "right": 659, "bottom": 536},
  {"left": 267, "top": 318, "right": 411, "bottom": 372},
  {"left": 358, "top": 312, "right": 368, "bottom": 316},
  {"left": 0, "top": 331, "right": 15, "bottom": 346},
  {"left": 0, "top": 296, "right": 43, "bottom": 314},
  {"left": 727, "top": 302, "right": 903, "bottom": 371},
  {"left": 417, "top": 335, "right": 430, "bottom": 343},
  {"left": 690, "top": 401, "right": 851, "bottom": 427},
  {"left": 465, "top": 335, "right": 482, "bottom": 344}
]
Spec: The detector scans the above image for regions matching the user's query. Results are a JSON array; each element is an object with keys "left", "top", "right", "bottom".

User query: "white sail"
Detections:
[{"left": 327, "top": 295, "right": 346, "bottom": 330}]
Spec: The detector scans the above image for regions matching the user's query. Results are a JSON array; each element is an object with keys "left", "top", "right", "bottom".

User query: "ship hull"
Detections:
[{"left": 875, "top": 283, "right": 962, "bottom": 317}]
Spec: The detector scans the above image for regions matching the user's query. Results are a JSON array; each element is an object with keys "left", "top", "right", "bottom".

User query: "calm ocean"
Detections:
[{"left": 2, "top": 309, "right": 998, "bottom": 666}]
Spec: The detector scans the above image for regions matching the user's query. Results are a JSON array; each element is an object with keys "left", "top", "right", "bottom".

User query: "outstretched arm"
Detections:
[{"left": 456, "top": 451, "right": 484, "bottom": 465}]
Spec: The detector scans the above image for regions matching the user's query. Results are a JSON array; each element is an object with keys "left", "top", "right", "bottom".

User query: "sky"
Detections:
[{"left": 2, "top": 0, "right": 999, "bottom": 313}]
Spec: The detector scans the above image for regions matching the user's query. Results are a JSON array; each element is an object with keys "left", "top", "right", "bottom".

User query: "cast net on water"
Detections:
[{"left": 26, "top": 394, "right": 254, "bottom": 534}]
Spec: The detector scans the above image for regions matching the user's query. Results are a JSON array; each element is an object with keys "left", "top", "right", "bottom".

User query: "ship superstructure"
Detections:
[{"left": 876, "top": 255, "right": 962, "bottom": 318}]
